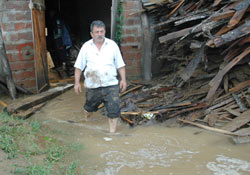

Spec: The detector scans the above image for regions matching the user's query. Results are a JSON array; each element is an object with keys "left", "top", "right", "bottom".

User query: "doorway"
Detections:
[
  {"left": 45, "top": 0, "right": 112, "bottom": 42},
  {"left": 44, "top": 0, "right": 113, "bottom": 77}
]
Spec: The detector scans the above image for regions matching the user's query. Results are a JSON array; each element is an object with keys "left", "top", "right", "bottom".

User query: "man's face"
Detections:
[{"left": 91, "top": 26, "right": 105, "bottom": 44}]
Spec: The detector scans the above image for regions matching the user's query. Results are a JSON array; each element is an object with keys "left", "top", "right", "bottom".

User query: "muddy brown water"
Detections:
[{"left": 29, "top": 89, "right": 250, "bottom": 175}]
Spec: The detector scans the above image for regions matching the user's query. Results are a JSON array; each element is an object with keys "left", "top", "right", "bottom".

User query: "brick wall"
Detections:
[
  {"left": 121, "top": 0, "right": 142, "bottom": 79},
  {"left": 1, "top": 0, "right": 36, "bottom": 92}
]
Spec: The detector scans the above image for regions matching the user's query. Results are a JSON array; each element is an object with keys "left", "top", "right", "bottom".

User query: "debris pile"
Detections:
[{"left": 118, "top": 0, "right": 250, "bottom": 143}]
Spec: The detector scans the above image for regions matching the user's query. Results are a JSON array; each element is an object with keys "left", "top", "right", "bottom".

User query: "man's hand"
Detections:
[
  {"left": 74, "top": 82, "right": 82, "bottom": 94},
  {"left": 118, "top": 66, "right": 127, "bottom": 93},
  {"left": 119, "top": 79, "right": 127, "bottom": 93},
  {"left": 74, "top": 68, "right": 82, "bottom": 95}
]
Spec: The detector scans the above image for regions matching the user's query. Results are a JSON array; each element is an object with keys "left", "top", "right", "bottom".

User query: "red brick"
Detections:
[
  {"left": 16, "top": 11, "right": 32, "bottom": 21},
  {"left": 9, "top": 33, "right": 19, "bottom": 41},
  {"left": 26, "top": 23, "right": 32, "bottom": 29},
  {"left": 123, "top": 10, "right": 139, "bottom": 18},
  {"left": 16, "top": 79, "right": 36, "bottom": 89},
  {"left": 13, "top": 70, "right": 36, "bottom": 80},
  {"left": 18, "top": 32, "right": 33, "bottom": 41},
  {"left": 123, "top": 52, "right": 140, "bottom": 60},
  {"left": 15, "top": 23, "right": 25, "bottom": 31},
  {"left": 121, "top": 45, "right": 139, "bottom": 53},
  {"left": 124, "top": 18, "right": 141, "bottom": 26},
  {"left": 10, "top": 61, "right": 35, "bottom": 71},
  {"left": 126, "top": 67, "right": 141, "bottom": 76},
  {"left": 4, "top": 12, "right": 16, "bottom": 21},
  {"left": 5, "top": 44, "right": 18, "bottom": 51},
  {"left": 123, "top": 1, "right": 140, "bottom": 11},
  {"left": 122, "top": 36, "right": 135, "bottom": 43},
  {"left": 1, "top": 23, "right": 15, "bottom": 31},
  {"left": 123, "top": 28, "right": 138, "bottom": 35},
  {"left": 124, "top": 59, "right": 133, "bottom": 66},
  {"left": 7, "top": 53, "right": 20, "bottom": 62},
  {"left": 6, "top": 1, "right": 29, "bottom": 11}
]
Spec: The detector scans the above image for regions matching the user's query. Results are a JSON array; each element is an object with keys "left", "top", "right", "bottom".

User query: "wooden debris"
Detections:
[
  {"left": 205, "top": 46, "right": 250, "bottom": 101},
  {"left": 0, "top": 100, "right": 7, "bottom": 107},
  {"left": 6, "top": 84, "right": 73, "bottom": 114},
  {"left": 12, "top": 102, "right": 46, "bottom": 119},
  {"left": 116, "top": 0, "right": 250, "bottom": 144},
  {"left": 178, "top": 118, "right": 243, "bottom": 136},
  {"left": 232, "top": 93, "right": 247, "bottom": 112},
  {"left": 221, "top": 110, "right": 250, "bottom": 132}
]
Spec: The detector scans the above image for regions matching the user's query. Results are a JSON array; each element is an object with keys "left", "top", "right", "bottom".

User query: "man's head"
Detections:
[{"left": 90, "top": 20, "right": 106, "bottom": 44}]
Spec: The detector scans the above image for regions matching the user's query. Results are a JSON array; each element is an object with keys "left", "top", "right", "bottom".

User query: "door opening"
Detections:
[{"left": 44, "top": 0, "right": 112, "bottom": 76}]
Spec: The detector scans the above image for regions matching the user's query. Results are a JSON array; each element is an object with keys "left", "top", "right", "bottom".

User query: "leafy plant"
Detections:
[{"left": 115, "top": 1, "right": 124, "bottom": 46}]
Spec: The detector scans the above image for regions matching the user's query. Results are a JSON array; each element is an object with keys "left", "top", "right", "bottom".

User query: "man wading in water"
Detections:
[{"left": 74, "top": 20, "right": 127, "bottom": 133}]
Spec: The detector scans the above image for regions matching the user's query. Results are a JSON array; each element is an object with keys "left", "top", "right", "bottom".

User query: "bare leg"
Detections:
[
  {"left": 108, "top": 118, "right": 118, "bottom": 133},
  {"left": 84, "top": 109, "right": 92, "bottom": 121}
]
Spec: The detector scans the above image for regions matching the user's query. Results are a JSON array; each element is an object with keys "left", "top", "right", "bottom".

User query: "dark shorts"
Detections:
[{"left": 84, "top": 85, "right": 120, "bottom": 118}]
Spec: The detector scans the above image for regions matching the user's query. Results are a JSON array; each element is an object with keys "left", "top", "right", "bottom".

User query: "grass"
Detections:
[{"left": 0, "top": 112, "right": 85, "bottom": 175}]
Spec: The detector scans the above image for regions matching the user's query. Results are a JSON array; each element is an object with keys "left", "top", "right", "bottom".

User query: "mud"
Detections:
[{"left": 16, "top": 89, "right": 250, "bottom": 174}]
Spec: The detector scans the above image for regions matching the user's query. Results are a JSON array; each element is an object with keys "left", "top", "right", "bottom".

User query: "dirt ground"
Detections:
[{"left": 1, "top": 88, "right": 250, "bottom": 175}]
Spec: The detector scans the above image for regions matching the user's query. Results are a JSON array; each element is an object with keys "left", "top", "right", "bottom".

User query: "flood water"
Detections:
[{"left": 33, "top": 88, "right": 250, "bottom": 175}]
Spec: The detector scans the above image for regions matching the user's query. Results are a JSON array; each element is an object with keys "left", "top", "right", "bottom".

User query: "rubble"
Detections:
[{"left": 117, "top": 0, "right": 250, "bottom": 144}]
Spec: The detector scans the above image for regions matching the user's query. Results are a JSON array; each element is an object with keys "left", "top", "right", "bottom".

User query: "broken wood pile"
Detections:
[{"left": 118, "top": 0, "right": 250, "bottom": 143}]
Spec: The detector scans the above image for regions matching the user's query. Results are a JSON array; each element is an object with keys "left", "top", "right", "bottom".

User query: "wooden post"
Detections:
[
  {"left": 141, "top": 12, "right": 152, "bottom": 81},
  {"left": 0, "top": 23, "right": 17, "bottom": 100},
  {"left": 111, "top": 0, "right": 119, "bottom": 40}
]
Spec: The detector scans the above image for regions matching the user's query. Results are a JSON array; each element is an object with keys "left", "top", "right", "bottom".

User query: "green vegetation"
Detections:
[
  {"left": 115, "top": 1, "right": 124, "bottom": 46},
  {"left": 0, "top": 112, "right": 84, "bottom": 175}
]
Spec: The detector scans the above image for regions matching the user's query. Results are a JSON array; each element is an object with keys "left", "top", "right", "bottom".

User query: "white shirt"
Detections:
[{"left": 74, "top": 38, "right": 125, "bottom": 88}]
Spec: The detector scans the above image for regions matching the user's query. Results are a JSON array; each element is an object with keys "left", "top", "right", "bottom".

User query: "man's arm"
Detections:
[
  {"left": 118, "top": 66, "right": 127, "bottom": 92},
  {"left": 74, "top": 68, "right": 82, "bottom": 94}
]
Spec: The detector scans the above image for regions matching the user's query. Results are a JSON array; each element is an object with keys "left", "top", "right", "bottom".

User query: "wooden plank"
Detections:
[
  {"left": 232, "top": 136, "right": 250, "bottom": 144},
  {"left": 6, "top": 84, "right": 73, "bottom": 114},
  {"left": 211, "top": 10, "right": 235, "bottom": 21},
  {"left": 178, "top": 118, "right": 242, "bottom": 136},
  {"left": 13, "top": 102, "right": 46, "bottom": 119},
  {"left": 232, "top": 93, "right": 247, "bottom": 112},
  {"left": 224, "top": 108, "right": 241, "bottom": 117},
  {"left": 221, "top": 109, "right": 250, "bottom": 132},
  {"left": 32, "top": 8, "right": 49, "bottom": 93},
  {"left": 0, "top": 100, "right": 7, "bottom": 107},
  {"left": 212, "top": 0, "right": 223, "bottom": 7},
  {"left": 0, "top": 24, "right": 17, "bottom": 99},
  {"left": 234, "top": 127, "right": 250, "bottom": 136},
  {"left": 228, "top": 6, "right": 248, "bottom": 27},
  {"left": 165, "top": 0, "right": 185, "bottom": 19},
  {"left": 205, "top": 46, "right": 250, "bottom": 101},
  {"left": 216, "top": 6, "right": 248, "bottom": 36},
  {"left": 207, "top": 20, "right": 250, "bottom": 47},
  {"left": 159, "top": 25, "right": 201, "bottom": 43},
  {"left": 229, "top": 80, "right": 250, "bottom": 93},
  {"left": 141, "top": 13, "right": 152, "bottom": 81},
  {"left": 179, "top": 44, "right": 204, "bottom": 82}
]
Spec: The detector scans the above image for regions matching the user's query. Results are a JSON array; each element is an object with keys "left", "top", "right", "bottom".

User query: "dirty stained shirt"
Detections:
[{"left": 74, "top": 38, "right": 125, "bottom": 88}]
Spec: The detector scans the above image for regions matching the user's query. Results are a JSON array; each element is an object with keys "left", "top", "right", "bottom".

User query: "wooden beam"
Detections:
[
  {"left": 207, "top": 20, "right": 250, "bottom": 47},
  {"left": 205, "top": 46, "right": 250, "bottom": 101},
  {"left": 0, "top": 24, "right": 17, "bottom": 100},
  {"left": 178, "top": 118, "right": 242, "bottom": 136},
  {"left": 159, "top": 25, "right": 201, "bottom": 43},
  {"left": 210, "top": 10, "right": 235, "bottom": 21},
  {"left": 222, "top": 110, "right": 250, "bottom": 132},
  {"left": 6, "top": 84, "right": 73, "bottom": 114},
  {"left": 165, "top": 0, "right": 185, "bottom": 19}
]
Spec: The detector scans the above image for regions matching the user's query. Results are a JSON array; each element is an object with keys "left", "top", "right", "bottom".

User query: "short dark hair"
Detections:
[{"left": 90, "top": 20, "right": 106, "bottom": 32}]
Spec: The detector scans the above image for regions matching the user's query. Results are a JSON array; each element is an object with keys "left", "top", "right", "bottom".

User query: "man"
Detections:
[{"left": 74, "top": 20, "right": 127, "bottom": 133}]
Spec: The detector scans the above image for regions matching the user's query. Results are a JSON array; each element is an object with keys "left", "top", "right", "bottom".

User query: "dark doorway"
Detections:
[
  {"left": 45, "top": 0, "right": 112, "bottom": 42},
  {"left": 44, "top": 0, "right": 112, "bottom": 75}
]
